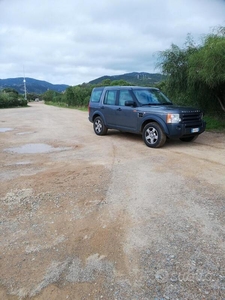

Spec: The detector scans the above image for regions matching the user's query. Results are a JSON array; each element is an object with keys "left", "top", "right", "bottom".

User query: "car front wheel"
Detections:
[
  {"left": 142, "top": 122, "right": 166, "bottom": 148},
  {"left": 93, "top": 116, "right": 108, "bottom": 135}
]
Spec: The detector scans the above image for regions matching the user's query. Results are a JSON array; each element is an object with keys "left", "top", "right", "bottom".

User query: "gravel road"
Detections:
[{"left": 0, "top": 102, "right": 225, "bottom": 300}]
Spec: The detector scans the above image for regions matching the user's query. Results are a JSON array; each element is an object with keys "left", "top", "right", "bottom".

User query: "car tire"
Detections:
[
  {"left": 93, "top": 116, "right": 108, "bottom": 135},
  {"left": 179, "top": 135, "right": 198, "bottom": 142},
  {"left": 142, "top": 122, "right": 166, "bottom": 148}
]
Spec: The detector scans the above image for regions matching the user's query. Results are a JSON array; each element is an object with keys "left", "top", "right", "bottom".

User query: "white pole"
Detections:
[
  {"left": 23, "top": 66, "right": 27, "bottom": 101},
  {"left": 23, "top": 78, "right": 27, "bottom": 100}
]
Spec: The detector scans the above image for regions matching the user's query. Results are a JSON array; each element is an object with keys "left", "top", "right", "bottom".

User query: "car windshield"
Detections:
[{"left": 133, "top": 89, "right": 172, "bottom": 105}]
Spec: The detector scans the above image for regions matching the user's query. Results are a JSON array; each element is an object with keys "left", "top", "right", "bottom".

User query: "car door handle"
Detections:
[
  {"left": 117, "top": 108, "right": 122, "bottom": 111},
  {"left": 100, "top": 106, "right": 104, "bottom": 109}
]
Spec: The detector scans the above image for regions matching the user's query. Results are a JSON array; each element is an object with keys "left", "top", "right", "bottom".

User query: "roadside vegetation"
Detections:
[
  {"left": 0, "top": 27, "right": 224, "bottom": 131},
  {"left": 42, "top": 79, "right": 130, "bottom": 109},
  {"left": 41, "top": 26, "right": 225, "bottom": 131},
  {"left": 203, "top": 115, "right": 225, "bottom": 131},
  {"left": 0, "top": 88, "right": 27, "bottom": 108},
  {"left": 156, "top": 26, "right": 225, "bottom": 131}
]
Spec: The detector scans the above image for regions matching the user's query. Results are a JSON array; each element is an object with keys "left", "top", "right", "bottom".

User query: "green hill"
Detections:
[
  {"left": 89, "top": 72, "right": 166, "bottom": 86},
  {"left": 0, "top": 78, "right": 69, "bottom": 94}
]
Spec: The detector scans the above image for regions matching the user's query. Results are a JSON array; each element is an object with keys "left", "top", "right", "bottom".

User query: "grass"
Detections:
[
  {"left": 45, "top": 101, "right": 88, "bottom": 111},
  {"left": 204, "top": 114, "right": 225, "bottom": 131}
]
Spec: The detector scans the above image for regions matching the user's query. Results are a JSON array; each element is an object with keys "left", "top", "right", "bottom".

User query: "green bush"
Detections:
[
  {"left": 204, "top": 114, "right": 225, "bottom": 131},
  {"left": 0, "top": 90, "right": 27, "bottom": 108},
  {"left": 43, "top": 80, "right": 132, "bottom": 108}
]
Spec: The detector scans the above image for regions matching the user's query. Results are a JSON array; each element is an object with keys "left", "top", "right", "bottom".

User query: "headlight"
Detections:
[{"left": 166, "top": 113, "right": 181, "bottom": 123}]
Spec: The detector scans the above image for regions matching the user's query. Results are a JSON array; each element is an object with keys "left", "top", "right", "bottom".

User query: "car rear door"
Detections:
[{"left": 101, "top": 90, "right": 118, "bottom": 126}]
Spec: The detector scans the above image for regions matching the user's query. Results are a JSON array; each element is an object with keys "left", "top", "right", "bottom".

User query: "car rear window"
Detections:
[{"left": 90, "top": 88, "right": 104, "bottom": 103}]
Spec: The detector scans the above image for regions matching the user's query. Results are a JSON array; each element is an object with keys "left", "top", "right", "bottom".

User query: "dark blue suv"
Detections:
[{"left": 88, "top": 86, "right": 206, "bottom": 148}]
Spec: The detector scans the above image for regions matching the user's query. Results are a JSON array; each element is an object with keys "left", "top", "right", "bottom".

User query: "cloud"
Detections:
[{"left": 0, "top": 0, "right": 225, "bottom": 85}]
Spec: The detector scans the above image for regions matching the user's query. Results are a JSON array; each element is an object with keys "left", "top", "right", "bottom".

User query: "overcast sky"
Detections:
[{"left": 0, "top": 0, "right": 225, "bottom": 85}]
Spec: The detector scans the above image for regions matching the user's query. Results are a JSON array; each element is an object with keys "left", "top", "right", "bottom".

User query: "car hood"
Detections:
[{"left": 137, "top": 105, "right": 201, "bottom": 114}]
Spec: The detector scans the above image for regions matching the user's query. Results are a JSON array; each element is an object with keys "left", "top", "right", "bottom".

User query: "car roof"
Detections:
[{"left": 93, "top": 86, "right": 158, "bottom": 90}]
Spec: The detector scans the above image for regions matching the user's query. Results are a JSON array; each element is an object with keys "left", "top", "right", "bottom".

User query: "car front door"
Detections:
[{"left": 114, "top": 90, "right": 137, "bottom": 130}]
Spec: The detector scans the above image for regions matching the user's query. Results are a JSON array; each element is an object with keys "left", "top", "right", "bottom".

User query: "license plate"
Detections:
[{"left": 191, "top": 128, "right": 199, "bottom": 133}]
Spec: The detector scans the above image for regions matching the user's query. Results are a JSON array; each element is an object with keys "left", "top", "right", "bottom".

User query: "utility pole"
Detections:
[{"left": 23, "top": 67, "right": 27, "bottom": 101}]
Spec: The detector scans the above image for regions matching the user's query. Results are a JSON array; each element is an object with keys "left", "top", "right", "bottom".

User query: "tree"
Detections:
[
  {"left": 157, "top": 42, "right": 198, "bottom": 106},
  {"left": 101, "top": 79, "right": 111, "bottom": 86},
  {"left": 157, "top": 27, "right": 225, "bottom": 113},
  {"left": 188, "top": 29, "right": 225, "bottom": 112},
  {"left": 110, "top": 79, "right": 131, "bottom": 86},
  {"left": 42, "top": 90, "right": 55, "bottom": 102},
  {"left": 27, "top": 93, "right": 40, "bottom": 101},
  {"left": 158, "top": 44, "right": 189, "bottom": 92},
  {"left": 66, "top": 87, "right": 74, "bottom": 106}
]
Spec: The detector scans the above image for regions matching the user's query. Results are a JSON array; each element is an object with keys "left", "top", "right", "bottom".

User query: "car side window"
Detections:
[
  {"left": 119, "top": 90, "right": 133, "bottom": 106},
  {"left": 104, "top": 90, "right": 117, "bottom": 105},
  {"left": 91, "top": 89, "right": 103, "bottom": 103}
]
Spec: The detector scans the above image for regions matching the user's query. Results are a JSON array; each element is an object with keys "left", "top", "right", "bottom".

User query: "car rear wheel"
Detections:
[
  {"left": 142, "top": 122, "right": 166, "bottom": 148},
  {"left": 93, "top": 116, "right": 108, "bottom": 135}
]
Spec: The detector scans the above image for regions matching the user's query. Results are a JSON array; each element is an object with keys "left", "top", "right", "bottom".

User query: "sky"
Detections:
[{"left": 0, "top": 0, "right": 225, "bottom": 86}]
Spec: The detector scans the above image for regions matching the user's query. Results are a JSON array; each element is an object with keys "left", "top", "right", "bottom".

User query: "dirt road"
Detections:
[{"left": 0, "top": 102, "right": 225, "bottom": 300}]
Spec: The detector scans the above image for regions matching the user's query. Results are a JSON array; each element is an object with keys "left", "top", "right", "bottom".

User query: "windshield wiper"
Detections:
[
  {"left": 141, "top": 103, "right": 159, "bottom": 106},
  {"left": 141, "top": 102, "right": 173, "bottom": 106}
]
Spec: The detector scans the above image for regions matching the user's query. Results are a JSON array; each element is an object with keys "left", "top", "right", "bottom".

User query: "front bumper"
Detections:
[{"left": 167, "top": 121, "right": 206, "bottom": 138}]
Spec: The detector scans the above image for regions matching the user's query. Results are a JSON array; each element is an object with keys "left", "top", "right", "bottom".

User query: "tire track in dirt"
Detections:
[{"left": 0, "top": 103, "right": 225, "bottom": 299}]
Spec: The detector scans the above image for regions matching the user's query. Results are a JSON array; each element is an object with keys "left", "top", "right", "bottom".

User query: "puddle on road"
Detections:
[
  {"left": 0, "top": 128, "right": 13, "bottom": 132},
  {"left": 15, "top": 161, "right": 32, "bottom": 165},
  {"left": 4, "top": 143, "right": 71, "bottom": 154},
  {"left": 17, "top": 131, "right": 33, "bottom": 135},
  {"left": 5, "top": 161, "right": 31, "bottom": 166}
]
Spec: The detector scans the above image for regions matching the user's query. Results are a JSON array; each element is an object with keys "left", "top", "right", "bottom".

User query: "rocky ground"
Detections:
[{"left": 0, "top": 102, "right": 224, "bottom": 300}]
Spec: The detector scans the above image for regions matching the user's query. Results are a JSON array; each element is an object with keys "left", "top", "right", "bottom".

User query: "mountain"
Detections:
[
  {"left": 0, "top": 73, "right": 165, "bottom": 94},
  {"left": 89, "top": 72, "right": 166, "bottom": 86},
  {"left": 0, "top": 77, "right": 69, "bottom": 94}
]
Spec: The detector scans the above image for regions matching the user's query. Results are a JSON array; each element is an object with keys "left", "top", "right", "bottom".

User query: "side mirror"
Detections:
[{"left": 125, "top": 100, "right": 135, "bottom": 106}]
